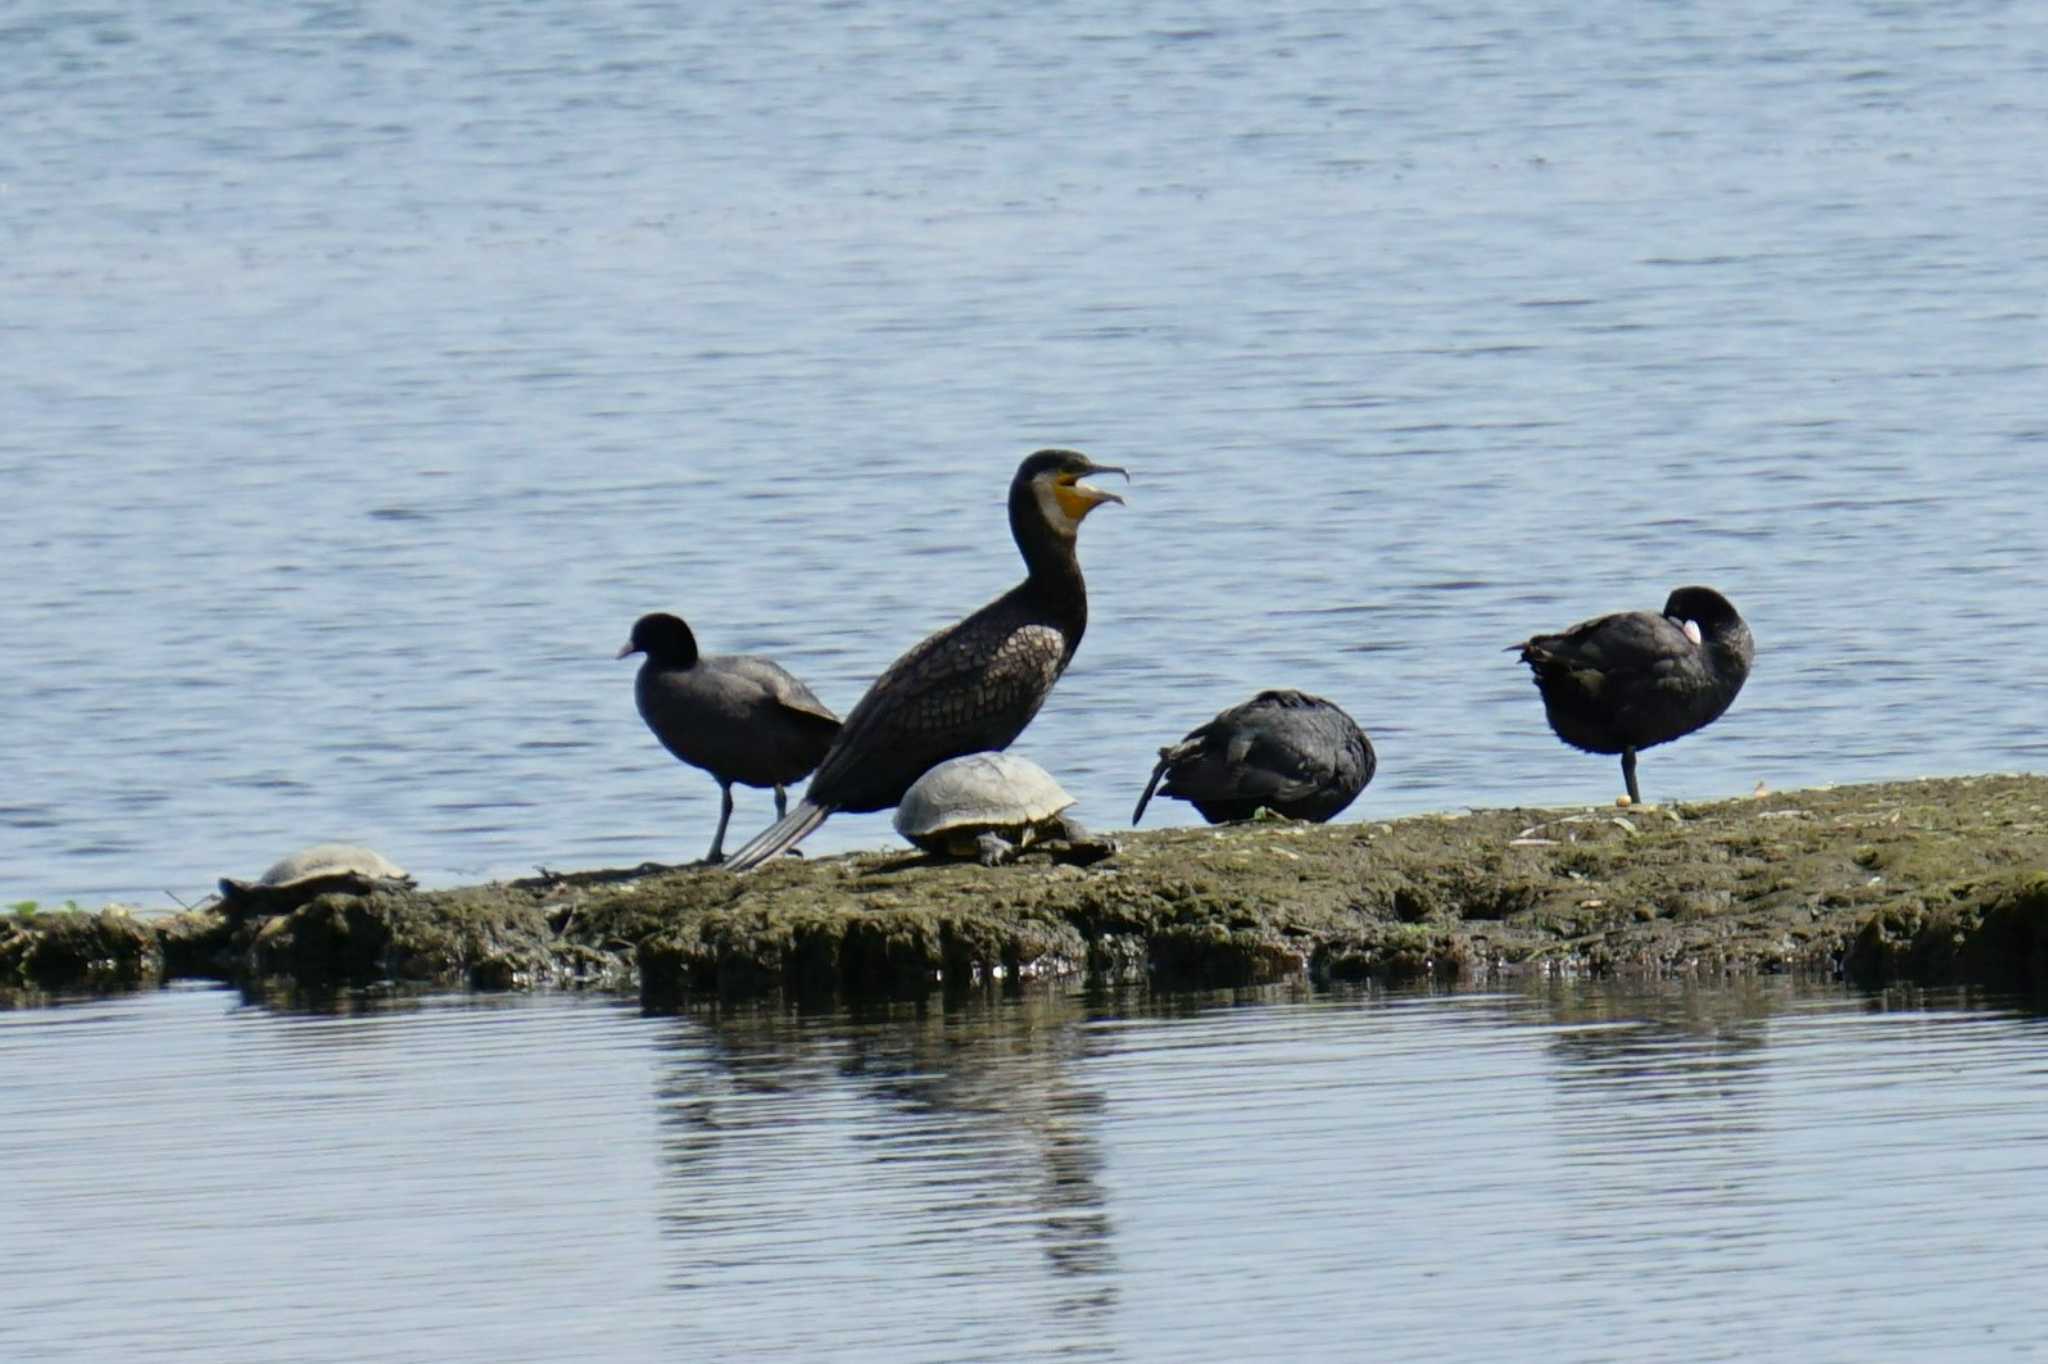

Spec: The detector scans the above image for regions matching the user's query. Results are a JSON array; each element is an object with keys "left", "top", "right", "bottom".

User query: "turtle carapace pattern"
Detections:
[
  {"left": 1132, "top": 689, "right": 1375, "bottom": 826},
  {"left": 723, "top": 449, "right": 1126, "bottom": 872},
  {"left": 618, "top": 612, "right": 842, "bottom": 864},
  {"left": 894, "top": 751, "right": 1097, "bottom": 865},
  {"left": 1513, "top": 584, "right": 1754, "bottom": 805}
]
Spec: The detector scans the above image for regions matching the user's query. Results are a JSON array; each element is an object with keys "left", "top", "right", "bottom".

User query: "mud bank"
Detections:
[{"left": 6, "top": 775, "right": 2046, "bottom": 1006}]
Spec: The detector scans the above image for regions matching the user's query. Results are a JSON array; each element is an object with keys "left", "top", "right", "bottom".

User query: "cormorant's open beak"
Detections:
[
  {"left": 615, "top": 641, "right": 641, "bottom": 660},
  {"left": 1057, "top": 463, "right": 1129, "bottom": 519}
]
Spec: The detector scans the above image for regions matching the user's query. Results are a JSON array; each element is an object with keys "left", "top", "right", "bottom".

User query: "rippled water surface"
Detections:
[
  {"left": 5, "top": 979, "right": 2046, "bottom": 1362},
  {"left": 4, "top": 1, "right": 2047, "bottom": 902}
]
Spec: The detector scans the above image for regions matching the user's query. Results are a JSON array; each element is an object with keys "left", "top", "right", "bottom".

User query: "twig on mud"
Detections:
[{"left": 1520, "top": 931, "right": 1611, "bottom": 963}]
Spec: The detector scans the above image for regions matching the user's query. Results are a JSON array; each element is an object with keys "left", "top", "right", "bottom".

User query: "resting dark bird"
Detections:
[
  {"left": 722, "top": 449, "right": 1126, "bottom": 872},
  {"left": 1513, "top": 584, "right": 1754, "bottom": 805},
  {"left": 1131, "top": 689, "right": 1375, "bottom": 826},
  {"left": 618, "top": 612, "right": 842, "bottom": 864}
]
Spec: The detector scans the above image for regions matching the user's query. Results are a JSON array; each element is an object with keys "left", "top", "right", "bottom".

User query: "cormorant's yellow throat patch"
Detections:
[{"left": 1053, "top": 478, "right": 1119, "bottom": 522}]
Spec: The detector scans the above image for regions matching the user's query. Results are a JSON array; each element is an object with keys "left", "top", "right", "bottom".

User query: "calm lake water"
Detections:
[
  {"left": 4, "top": 977, "right": 2046, "bottom": 1362},
  {"left": 9, "top": 8, "right": 2048, "bottom": 1360},
  {"left": 3, "top": 0, "right": 2045, "bottom": 905}
]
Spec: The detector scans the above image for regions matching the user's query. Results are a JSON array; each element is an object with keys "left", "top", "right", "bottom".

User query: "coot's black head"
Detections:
[
  {"left": 1662, "top": 586, "right": 1742, "bottom": 636},
  {"left": 617, "top": 612, "right": 698, "bottom": 666},
  {"left": 1013, "top": 448, "right": 1128, "bottom": 535}
]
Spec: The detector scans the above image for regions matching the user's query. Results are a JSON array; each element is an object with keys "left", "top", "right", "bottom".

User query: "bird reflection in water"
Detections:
[{"left": 647, "top": 989, "right": 1120, "bottom": 1349}]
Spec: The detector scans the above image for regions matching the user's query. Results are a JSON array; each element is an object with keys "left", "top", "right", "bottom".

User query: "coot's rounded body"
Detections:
[
  {"left": 619, "top": 612, "right": 841, "bottom": 864},
  {"left": 1515, "top": 584, "right": 1753, "bottom": 804}
]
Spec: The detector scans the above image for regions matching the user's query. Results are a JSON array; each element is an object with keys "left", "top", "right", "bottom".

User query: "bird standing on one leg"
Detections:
[
  {"left": 618, "top": 612, "right": 842, "bottom": 864},
  {"left": 722, "top": 449, "right": 1126, "bottom": 872},
  {"left": 1514, "top": 585, "right": 1754, "bottom": 805}
]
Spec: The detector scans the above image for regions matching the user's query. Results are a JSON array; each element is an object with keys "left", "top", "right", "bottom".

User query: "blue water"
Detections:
[
  {"left": 4, "top": 978, "right": 2046, "bottom": 1363},
  {"left": 4, "top": 0, "right": 2045, "bottom": 904}
]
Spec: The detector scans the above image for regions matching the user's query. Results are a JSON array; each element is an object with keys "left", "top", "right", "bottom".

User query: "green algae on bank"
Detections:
[
  {"left": 5, "top": 775, "right": 2047, "bottom": 1005},
  {"left": 2, "top": 906, "right": 165, "bottom": 997}
]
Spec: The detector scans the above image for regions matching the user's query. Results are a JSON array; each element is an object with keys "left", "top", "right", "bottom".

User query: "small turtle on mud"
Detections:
[
  {"left": 894, "top": 753, "right": 1117, "bottom": 867},
  {"left": 217, "top": 844, "right": 414, "bottom": 914}
]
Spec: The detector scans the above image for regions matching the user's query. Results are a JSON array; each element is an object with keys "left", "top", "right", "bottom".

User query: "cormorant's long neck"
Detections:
[{"left": 1009, "top": 483, "right": 1088, "bottom": 634}]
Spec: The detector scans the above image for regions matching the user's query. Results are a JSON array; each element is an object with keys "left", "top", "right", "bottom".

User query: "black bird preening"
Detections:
[
  {"left": 1513, "top": 585, "right": 1754, "bottom": 806},
  {"left": 618, "top": 612, "right": 842, "bottom": 864},
  {"left": 1132, "top": 689, "right": 1375, "bottom": 826},
  {"left": 722, "top": 449, "right": 1127, "bottom": 872}
]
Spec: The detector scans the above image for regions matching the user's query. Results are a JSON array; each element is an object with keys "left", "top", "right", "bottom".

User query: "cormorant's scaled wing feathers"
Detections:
[
  {"left": 806, "top": 617, "right": 1070, "bottom": 811},
  {"left": 900, "top": 623, "right": 1063, "bottom": 732}
]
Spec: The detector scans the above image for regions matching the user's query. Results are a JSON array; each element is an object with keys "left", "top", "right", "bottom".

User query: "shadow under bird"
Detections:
[
  {"left": 1513, "top": 584, "right": 1754, "bottom": 806},
  {"left": 722, "top": 449, "right": 1127, "bottom": 872},
  {"left": 1132, "top": 689, "right": 1376, "bottom": 826},
  {"left": 618, "top": 612, "right": 842, "bottom": 864}
]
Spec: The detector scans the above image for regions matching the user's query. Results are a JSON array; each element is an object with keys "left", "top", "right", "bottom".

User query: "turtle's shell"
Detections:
[
  {"left": 253, "top": 844, "right": 409, "bottom": 887},
  {"left": 219, "top": 843, "right": 412, "bottom": 910},
  {"left": 894, "top": 753, "right": 1075, "bottom": 842}
]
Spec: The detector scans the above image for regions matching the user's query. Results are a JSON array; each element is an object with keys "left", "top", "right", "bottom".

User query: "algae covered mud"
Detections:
[{"left": 6, "top": 775, "right": 2046, "bottom": 1006}]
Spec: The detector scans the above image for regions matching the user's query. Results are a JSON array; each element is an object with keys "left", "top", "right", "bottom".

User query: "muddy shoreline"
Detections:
[{"left": 6, "top": 774, "right": 2045, "bottom": 1007}]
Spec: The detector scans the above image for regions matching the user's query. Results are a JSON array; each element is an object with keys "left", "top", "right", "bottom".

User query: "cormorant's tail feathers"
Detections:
[
  {"left": 724, "top": 800, "right": 833, "bottom": 873},
  {"left": 1131, "top": 754, "right": 1172, "bottom": 826}
]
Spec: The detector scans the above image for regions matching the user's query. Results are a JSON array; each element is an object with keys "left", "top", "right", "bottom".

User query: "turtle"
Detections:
[
  {"left": 893, "top": 753, "right": 1116, "bottom": 867},
  {"left": 217, "top": 843, "right": 414, "bottom": 915}
]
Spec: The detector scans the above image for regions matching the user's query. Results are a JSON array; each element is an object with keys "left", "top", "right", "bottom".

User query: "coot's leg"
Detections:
[{"left": 705, "top": 782, "right": 736, "bottom": 865}]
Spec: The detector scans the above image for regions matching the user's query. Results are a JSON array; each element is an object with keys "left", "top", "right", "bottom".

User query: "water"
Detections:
[
  {"left": 4, "top": 1, "right": 2046, "bottom": 905},
  {"left": 4, "top": 978, "right": 2045, "bottom": 1362}
]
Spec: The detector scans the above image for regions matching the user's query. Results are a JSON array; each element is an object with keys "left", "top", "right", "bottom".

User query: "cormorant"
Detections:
[
  {"left": 618, "top": 612, "right": 842, "bottom": 864},
  {"left": 1514, "top": 584, "right": 1754, "bottom": 805},
  {"left": 722, "top": 449, "right": 1126, "bottom": 871},
  {"left": 1131, "top": 690, "right": 1375, "bottom": 825}
]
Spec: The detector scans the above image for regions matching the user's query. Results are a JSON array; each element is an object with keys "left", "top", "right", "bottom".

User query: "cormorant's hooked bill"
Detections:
[{"left": 1026, "top": 450, "right": 1129, "bottom": 528}]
